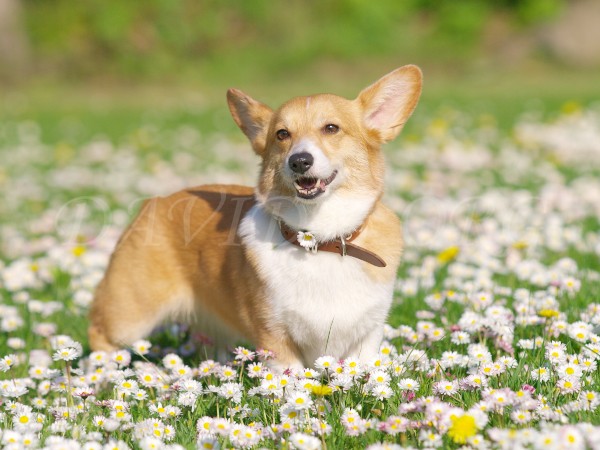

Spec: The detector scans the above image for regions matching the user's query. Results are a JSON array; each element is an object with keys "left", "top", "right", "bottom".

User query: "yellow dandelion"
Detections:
[
  {"left": 562, "top": 101, "right": 581, "bottom": 115},
  {"left": 311, "top": 385, "right": 333, "bottom": 396},
  {"left": 447, "top": 414, "right": 478, "bottom": 444},
  {"left": 538, "top": 309, "right": 560, "bottom": 319},
  {"left": 437, "top": 246, "right": 459, "bottom": 264}
]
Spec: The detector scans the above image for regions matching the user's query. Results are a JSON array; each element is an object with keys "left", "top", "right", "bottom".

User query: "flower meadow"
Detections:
[{"left": 1, "top": 105, "right": 600, "bottom": 449}]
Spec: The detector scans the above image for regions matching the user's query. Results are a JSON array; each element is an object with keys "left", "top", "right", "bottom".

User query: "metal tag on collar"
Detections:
[{"left": 340, "top": 235, "right": 347, "bottom": 257}]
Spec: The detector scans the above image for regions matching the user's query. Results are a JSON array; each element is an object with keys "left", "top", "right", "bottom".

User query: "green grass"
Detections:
[{"left": 2, "top": 65, "right": 599, "bottom": 144}]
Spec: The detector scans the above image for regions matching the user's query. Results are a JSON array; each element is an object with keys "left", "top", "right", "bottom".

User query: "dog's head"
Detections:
[{"left": 227, "top": 65, "right": 422, "bottom": 231}]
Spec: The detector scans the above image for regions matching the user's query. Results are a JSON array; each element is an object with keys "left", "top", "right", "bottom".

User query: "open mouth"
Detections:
[{"left": 293, "top": 170, "right": 338, "bottom": 199}]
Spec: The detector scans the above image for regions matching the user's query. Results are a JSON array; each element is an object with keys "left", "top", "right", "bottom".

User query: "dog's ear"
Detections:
[
  {"left": 356, "top": 65, "right": 422, "bottom": 143},
  {"left": 227, "top": 88, "right": 273, "bottom": 155}
]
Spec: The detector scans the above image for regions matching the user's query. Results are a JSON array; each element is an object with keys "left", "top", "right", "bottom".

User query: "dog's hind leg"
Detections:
[{"left": 88, "top": 268, "right": 193, "bottom": 353}]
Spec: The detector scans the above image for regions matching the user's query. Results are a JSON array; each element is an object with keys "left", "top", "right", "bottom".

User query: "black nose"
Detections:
[{"left": 288, "top": 152, "right": 314, "bottom": 174}]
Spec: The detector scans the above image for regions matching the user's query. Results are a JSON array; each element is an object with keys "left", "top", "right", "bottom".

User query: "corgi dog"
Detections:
[{"left": 88, "top": 65, "right": 422, "bottom": 371}]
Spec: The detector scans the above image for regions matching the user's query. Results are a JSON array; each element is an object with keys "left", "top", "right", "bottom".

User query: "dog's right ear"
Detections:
[{"left": 227, "top": 89, "right": 273, "bottom": 155}]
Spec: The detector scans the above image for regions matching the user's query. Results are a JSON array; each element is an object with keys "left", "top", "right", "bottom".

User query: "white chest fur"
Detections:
[{"left": 239, "top": 205, "right": 394, "bottom": 366}]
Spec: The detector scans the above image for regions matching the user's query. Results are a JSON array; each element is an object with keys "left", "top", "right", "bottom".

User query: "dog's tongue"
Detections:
[{"left": 298, "top": 177, "right": 319, "bottom": 189}]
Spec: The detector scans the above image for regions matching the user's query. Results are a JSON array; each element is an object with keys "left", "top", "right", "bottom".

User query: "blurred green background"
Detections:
[{"left": 1, "top": 0, "right": 599, "bottom": 141}]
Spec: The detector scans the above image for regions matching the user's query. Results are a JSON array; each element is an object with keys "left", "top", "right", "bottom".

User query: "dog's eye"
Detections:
[
  {"left": 276, "top": 129, "right": 290, "bottom": 141},
  {"left": 323, "top": 124, "right": 339, "bottom": 134}
]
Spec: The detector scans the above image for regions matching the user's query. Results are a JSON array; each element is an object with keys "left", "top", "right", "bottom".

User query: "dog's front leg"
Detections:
[
  {"left": 258, "top": 331, "right": 305, "bottom": 374},
  {"left": 348, "top": 326, "right": 384, "bottom": 365}
]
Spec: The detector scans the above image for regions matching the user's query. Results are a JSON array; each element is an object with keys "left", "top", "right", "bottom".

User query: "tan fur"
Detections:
[{"left": 89, "top": 65, "right": 422, "bottom": 367}]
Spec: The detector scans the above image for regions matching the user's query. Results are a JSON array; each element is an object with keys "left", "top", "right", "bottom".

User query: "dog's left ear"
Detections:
[
  {"left": 227, "top": 88, "right": 273, "bottom": 155},
  {"left": 356, "top": 65, "right": 422, "bottom": 142}
]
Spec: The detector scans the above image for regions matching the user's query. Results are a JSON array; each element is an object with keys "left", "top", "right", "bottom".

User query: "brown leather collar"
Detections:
[{"left": 279, "top": 222, "right": 386, "bottom": 267}]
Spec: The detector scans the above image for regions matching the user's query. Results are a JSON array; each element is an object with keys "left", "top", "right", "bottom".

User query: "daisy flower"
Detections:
[
  {"left": 52, "top": 347, "right": 81, "bottom": 361},
  {"left": 89, "top": 351, "right": 108, "bottom": 366},
  {"left": 557, "top": 377, "right": 581, "bottom": 394},
  {"left": 433, "top": 380, "right": 459, "bottom": 396},
  {"left": 369, "top": 370, "right": 391, "bottom": 386},
  {"left": 451, "top": 331, "right": 471, "bottom": 345},
  {"left": 133, "top": 389, "right": 148, "bottom": 401},
  {"left": 246, "top": 362, "right": 264, "bottom": 378},
  {"left": 211, "top": 417, "right": 231, "bottom": 436},
  {"left": 233, "top": 346, "right": 255, "bottom": 362},
  {"left": 138, "top": 371, "right": 160, "bottom": 388},
  {"left": 533, "top": 430, "right": 560, "bottom": 449},
  {"left": 216, "top": 382, "right": 243, "bottom": 403},
  {"left": 132, "top": 340, "right": 152, "bottom": 356},
  {"left": 302, "top": 367, "right": 317, "bottom": 378},
  {"left": 197, "top": 435, "right": 219, "bottom": 450},
  {"left": 419, "top": 429, "right": 442, "bottom": 447},
  {"left": 196, "top": 416, "right": 213, "bottom": 435},
  {"left": 0, "top": 354, "right": 17, "bottom": 372},
  {"left": 556, "top": 363, "right": 582, "bottom": 379},
  {"left": 579, "top": 390, "right": 600, "bottom": 408},
  {"left": 258, "top": 378, "right": 283, "bottom": 397},
  {"left": 314, "top": 356, "right": 336, "bottom": 371},
  {"left": 371, "top": 384, "right": 393, "bottom": 400},
  {"left": 289, "top": 432, "right": 321, "bottom": 450},
  {"left": 511, "top": 409, "right": 533, "bottom": 424},
  {"left": 341, "top": 408, "right": 367, "bottom": 436},
  {"left": 112, "top": 350, "right": 131, "bottom": 367},
  {"left": 162, "top": 353, "right": 184, "bottom": 369},
  {"left": 297, "top": 231, "right": 318, "bottom": 251},
  {"left": 569, "top": 321, "right": 592, "bottom": 343},
  {"left": 530, "top": 366, "right": 551, "bottom": 382},
  {"left": 398, "top": 378, "right": 420, "bottom": 391},
  {"left": 579, "top": 357, "right": 597, "bottom": 372},
  {"left": 287, "top": 390, "right": 313, "bottom": 410},
  {"left": 172, "top": 364, "right": 193, "bottom": 379},
  {"left": 117, "top": 378, "right": 138, "bottom": 395},
  {"left": 463, "top": 374, "right": 488, "bottom": 390},
  {"left": 280, "top": 403, "right": 305, "bottom": 423},
  {"left": 440, "top": 351, "right": 464, "bottom": 369},
  {"left": 219, "top": 365, "right": 236, "bottom": 380},
  {"left": 138, "top": 437, "right": 164, "bottom": 450}
]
